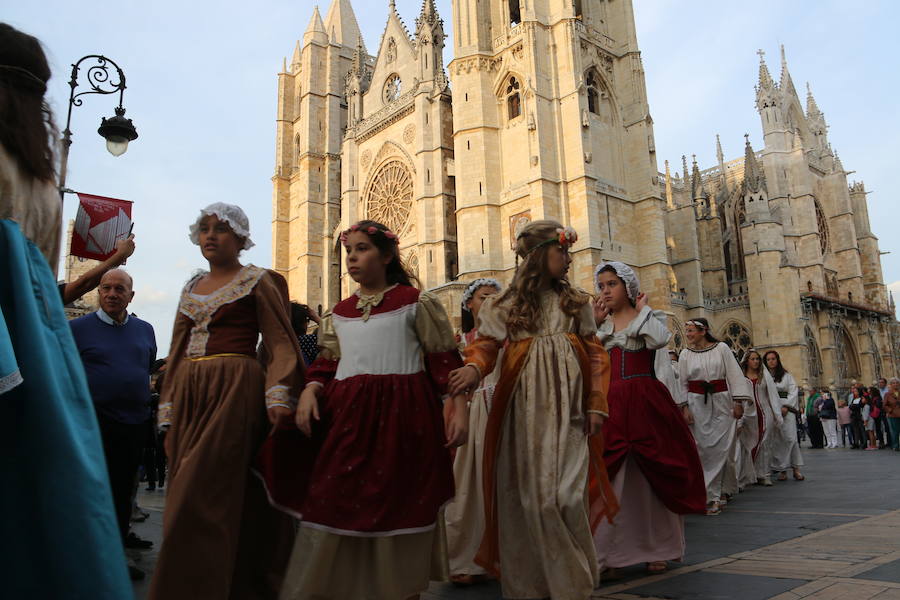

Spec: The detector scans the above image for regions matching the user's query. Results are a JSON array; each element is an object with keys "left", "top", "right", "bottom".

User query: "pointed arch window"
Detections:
[
  {"left": 805, "top": 326, "right": 823, "bottom": 386},
  {"left": 586, "top": 70, "right": 600, "bottom": 114},
  {"left": 506, "top": 77, "right": 521, "bottom": 120},
  {"left": 295, "top": 87, "right": 302, "bottom": 120},
  {"left": 720, "top": 321, "right": 752, "bottom": 360},
  {"left": 814, "top": 198, "right": 829, "bottom": 255},
  {"left": 294, "top": 134, "right": 302, "bottom": 167},
  {"left": 509, "top": 0, "right": 521, "bottom": 25}
]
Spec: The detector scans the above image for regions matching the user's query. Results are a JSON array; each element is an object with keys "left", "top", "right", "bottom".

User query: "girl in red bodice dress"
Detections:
[
  {"left": 256, "top": 220, "right": 469, "bottom": 600},
  {"left": 591, "top": 261, "right": 706, "bottom": 576}
]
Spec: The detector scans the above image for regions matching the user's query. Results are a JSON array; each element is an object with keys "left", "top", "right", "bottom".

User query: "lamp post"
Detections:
[{"left": 58, "top": 55, "right": 138, "bottom": 202}]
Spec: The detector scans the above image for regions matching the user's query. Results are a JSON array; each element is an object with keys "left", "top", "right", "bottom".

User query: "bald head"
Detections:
[{"left": 98, "top": 269, "right": 135, "bottom": 322}]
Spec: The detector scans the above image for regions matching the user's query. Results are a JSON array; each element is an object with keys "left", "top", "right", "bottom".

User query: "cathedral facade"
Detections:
[{"left": 272, "top": 0, "right": 898, "bottom": 391}]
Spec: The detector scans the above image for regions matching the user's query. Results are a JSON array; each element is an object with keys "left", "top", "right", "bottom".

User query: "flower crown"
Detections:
[
  {"left": 520, "top": 225, "right": 579, "bottom": 257},
  {"left": 340, "top": 223, "right": 399, "bottom": 244}
]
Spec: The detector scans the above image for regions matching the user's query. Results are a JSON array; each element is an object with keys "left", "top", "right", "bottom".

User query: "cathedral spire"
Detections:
[
  {"left": 778, "top": 45, "right": 796, "bottom": 97},
  {"left": 682, "top": 155, "right": 690, "bottom": 190},
  {"left": 323, "top": 0, "right": 365, "bottom": 51},
  {"left": 303, "top": 6, "right": 328, "bottom": 46},
  {"left": 806, "top": 82, "right": 823, "bottom": 118},
  {"left": 290, "top": 40, "right": 301, "bottom": 73},
  {"left": 664, "top": 160, "right": 674, "bottom": 209},
  {"left": 756, "top": 49, "right": 775, "bottom": 91},
  {"left": 716, "top": 134, "right": 728, "bottom": 192},
  {"left": 743, "top": 134, "right": 766, "bottom": 193}
]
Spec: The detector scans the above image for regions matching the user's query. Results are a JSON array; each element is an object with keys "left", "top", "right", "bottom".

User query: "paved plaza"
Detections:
[{"left": 131, "top": 447, "right": 900, "bottom": 600}]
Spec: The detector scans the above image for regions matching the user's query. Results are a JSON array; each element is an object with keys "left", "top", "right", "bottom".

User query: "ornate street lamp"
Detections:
[{"left": 58, "top": 55, "right": 138, "bottom": 200}]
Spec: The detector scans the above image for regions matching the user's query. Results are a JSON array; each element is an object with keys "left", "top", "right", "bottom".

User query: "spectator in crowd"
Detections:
[
  {"left": 70, "top": 269, "right": 157, "bottom": 579},
  {"left": 805, "top": 388, "right": 825, "bottom": 449},
  {"left": 837, "top": 398, "right": 852, "bottom": 447},
  {"left": 144, "top": 358, "right": 168, "bottom": 491},
  {"left": 848, "top": 385, "right": 866, "bottom": 450},
  {"left": 819, "top": 390, "right": 839, "bottom": 449},
  {"left": 61, "top": 234, "right": 135, "bottom": 304},
  {"left": 869, "top": 384, "right": 887, "bottom": 449},
  {"left": 884, "top": 377, "right": 900, "bottom": 452}
]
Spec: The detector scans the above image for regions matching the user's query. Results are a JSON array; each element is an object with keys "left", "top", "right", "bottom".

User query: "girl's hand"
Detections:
[
  {"left": 592, "top": 296, "right": 610, "bottom": 326},
  {"left": 267, "top": 405, "right": 293, "bottom": 428},
  {"left": 445, "top": 396, "right": 469, "bottom": 448},
  {"left": 448, "top": 365, "right": 480, "bottom": 397},
  {"left": 295, "top": 385, "right": 321, "bottom": 437},
  {"left": 635, "top": 292, "right": 648, "bottom": 310},
  {"left": 585, "top": 413, "right": 605, "bottom": 436},
  {"left": 781, "top": 405, "right": 789, "bottom": 418},
  {"left": 682, "top": 405, "right": 694, "bottom": 425},
  {"left": 733, "top": 401, "right": 744, "bottom": 420}
]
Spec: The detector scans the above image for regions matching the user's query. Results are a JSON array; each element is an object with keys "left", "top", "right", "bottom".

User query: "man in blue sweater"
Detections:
[{"left": 70, "top": 268, "right": 156, "bottom": 579}]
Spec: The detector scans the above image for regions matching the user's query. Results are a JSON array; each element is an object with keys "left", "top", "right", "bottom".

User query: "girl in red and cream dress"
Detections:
[
  {"left": 591, "top": 262, "right": 706, "bottom": 577},
  {"left": 448, "top": 220, "right": 616, "bottom": 600},
  {"left": 257, "top": 220, "right": 469, "bottom": 600},
  {"left": 445, "top": 278, "right": 502, "bottom": 585}
]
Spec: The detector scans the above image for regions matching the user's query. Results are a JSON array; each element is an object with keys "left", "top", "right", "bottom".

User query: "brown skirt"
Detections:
[{"left": 148, "top": 355, "right": 295, "bottom": 600}]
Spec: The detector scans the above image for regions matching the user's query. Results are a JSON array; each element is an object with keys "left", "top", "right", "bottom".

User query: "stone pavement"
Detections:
[{"left": 131, "top": 446, "right": 900, "bottom": 600}]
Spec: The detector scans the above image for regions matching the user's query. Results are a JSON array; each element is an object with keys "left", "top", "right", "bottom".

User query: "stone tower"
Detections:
[{"left": 447, "top": 0, "right": 670, "bottom": 302}]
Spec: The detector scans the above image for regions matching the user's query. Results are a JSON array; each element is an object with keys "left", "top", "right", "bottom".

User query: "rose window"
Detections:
[{"left": 365, "top": 160, "right": 413, "bottom": 235}]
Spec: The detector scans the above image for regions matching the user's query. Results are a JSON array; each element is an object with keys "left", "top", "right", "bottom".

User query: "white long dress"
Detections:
[
  {"left": 752, "top": 370, "right": 783, "bottom": 480},
  {"left": 678, "top": 343, "right": 752, "bottom": 504},
  {"left": 770, "top": 372, "right": 805, "bottom": 471}
]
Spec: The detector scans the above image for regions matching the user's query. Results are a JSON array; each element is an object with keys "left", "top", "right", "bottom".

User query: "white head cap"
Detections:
[
  {"left": 594, "top": 261, "right": 640, "bottom": 301},
  {"left": 461, "top": 278, "right": 502, "bottom": 310},
  {"left": 189, "top": 202, "right": 255, "bottom": 250}
]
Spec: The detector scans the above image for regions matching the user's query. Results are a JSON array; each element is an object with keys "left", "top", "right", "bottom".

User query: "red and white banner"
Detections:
[{"left": 71, "top": 193, "right": 133, "bottom": 261}]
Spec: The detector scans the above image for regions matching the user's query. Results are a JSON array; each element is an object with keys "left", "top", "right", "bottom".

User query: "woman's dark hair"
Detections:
[
  {"left": 689, "top": 317, "right": 718, "bottom": 343},
  {"left": 345, "top": 220, "right": 419, "bottom": 288},
  {"left": 597, "top": 264, "right": 636, "bottom": 307},
  {"left": 0, "top": 23, "right": 56, "bottom": 182},
  {"left": 763, "top": 350, "right": 787, "bottom": 383},
  {"left": 290, "top": 302, "right": 310, "bottom": 336},
  {"left": 867, "top": 386, "right": 882, "bottom": 401}
]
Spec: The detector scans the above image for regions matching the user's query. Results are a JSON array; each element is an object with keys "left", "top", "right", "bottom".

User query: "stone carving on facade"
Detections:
[
  {"left": 402, "top": 123, "right": 416, "bottom": 145},
  {"left": 386, "top": 37, "right": 396, "bottom": 63},
  {"left": 508, "top": 211, "right": 531, "bottom": 250},
  {"left": 360, "top": 149, "right": 372, "bottom": 170}
]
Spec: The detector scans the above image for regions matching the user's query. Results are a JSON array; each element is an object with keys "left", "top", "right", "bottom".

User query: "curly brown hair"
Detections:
[{"left": 495, "top": 219, "right": 589, "bottom": 336}]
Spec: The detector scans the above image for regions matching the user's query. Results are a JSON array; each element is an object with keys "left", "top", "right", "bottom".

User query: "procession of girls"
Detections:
[{"left": 151, "top": 207, "right": 806, "bottom": 600}]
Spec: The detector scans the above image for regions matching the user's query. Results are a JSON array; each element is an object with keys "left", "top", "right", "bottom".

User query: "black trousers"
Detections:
[
  {"left": 97, "top": 413, "right": 147, "bottom": 540},
  {"left": 807, "top": 415, "right": 824, "bottom": 448},
  {"left": 143, "top": 427, "right": 167, "bottom": 487}
]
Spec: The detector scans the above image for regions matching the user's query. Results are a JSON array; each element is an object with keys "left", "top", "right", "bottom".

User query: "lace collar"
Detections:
[{"left": 355, "top": 284, "right": 398, "bottom": 321}]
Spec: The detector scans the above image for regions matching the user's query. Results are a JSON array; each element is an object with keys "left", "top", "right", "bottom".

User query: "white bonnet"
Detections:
[
  {"left": 593, "top": 261, "right": 640, "bottom": 301},
  {"left": 189, "top": 202, "right": 255, "bottom": 250},
  {"left": 461, "top": 278, "right": 502, "bottom": 310}
]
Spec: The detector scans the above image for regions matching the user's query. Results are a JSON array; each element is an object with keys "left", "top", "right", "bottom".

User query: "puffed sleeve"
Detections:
[
  {"left": 720, "top": 343, "right": 752, "bottom": 402},
  {"left": 463, "top": 296, "right": 506, "bottom": 380},
  {"left": 305, "top": 313, "right": 339, "bottom": 388},
  {"left": 655, "top": 348, "right": 684, "bottom": 406},
  {"left": 157, "top": 309, "right": 192, "bottom": 428},
  {"left": 256, "top": 271, "right": 304, "bottom": 409},
  {"left": 633, "top": 307, "right": 672, "bottom": 351},
  {"left": 414, "top": 291, "right": 464, "bottom": 395},
  {"left": 576, "top": 299, "right": 598, "bottom": 338}
]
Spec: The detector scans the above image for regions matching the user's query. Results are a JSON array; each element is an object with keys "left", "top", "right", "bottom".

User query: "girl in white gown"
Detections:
[{"left": 764, "top": 350, "right": 805, "bottom": 481}]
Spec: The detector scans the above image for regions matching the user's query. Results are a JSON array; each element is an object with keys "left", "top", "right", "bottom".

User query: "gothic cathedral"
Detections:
[{"left": 272, "top": 0, "right": 898, "bottom": 391}]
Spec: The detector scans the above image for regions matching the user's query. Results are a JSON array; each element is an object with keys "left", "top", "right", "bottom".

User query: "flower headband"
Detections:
[
  {"left": 684, "top": 320, "right": 708, "bottom": 329},
  {"left": 521, "top": 226, "right": 579, "bottom": 257},
  {"left": 461, "top": 278, "right": 503, "bottom": 310},
  {"left": 340, "top": 223, "right": 399, "bottom": 244}
]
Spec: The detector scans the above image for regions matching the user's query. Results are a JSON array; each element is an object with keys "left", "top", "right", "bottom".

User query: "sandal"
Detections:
[
  {"left": 706, "top": 502, "right": 721, "bottom": 515},
  {"left": 776, "top": 471, "right": 788, "bottom": 481},
  {"left": 793, "top": 470, "right": 805, "bottom": 481},
  {"left": 647, "top": 561, "right": 668, "bottom": 573}
]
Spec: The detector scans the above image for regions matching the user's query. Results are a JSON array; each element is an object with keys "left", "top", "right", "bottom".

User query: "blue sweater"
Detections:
[{"left": 70, "top": 312, "right": 157, "bottom": 424}]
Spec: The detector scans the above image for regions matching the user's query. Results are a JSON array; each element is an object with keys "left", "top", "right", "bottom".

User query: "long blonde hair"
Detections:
[{"left": 496, "top": 219, "right": 589, "bottom": 335}]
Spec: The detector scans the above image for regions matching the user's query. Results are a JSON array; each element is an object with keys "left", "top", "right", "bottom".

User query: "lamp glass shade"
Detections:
[{"left": 106, "top": 137, "right": 129, "bottom": 157}]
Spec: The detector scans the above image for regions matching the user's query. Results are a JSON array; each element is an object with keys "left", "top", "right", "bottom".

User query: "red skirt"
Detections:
[
  {"left": 602, "top": 347, "right": 706, "bottom": 515},
  {"left": 254, "top": 371, "right": 454, "bottom": 535}
]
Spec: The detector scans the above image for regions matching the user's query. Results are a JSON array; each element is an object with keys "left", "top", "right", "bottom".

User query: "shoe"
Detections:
[
  {"left": 761, "top": 476, "right": 773, "bottom": 486},
  {"left": 647, "top": 561, "right": 668, "bottom": 573},
  {"left": 793, "top": 471, "right": 805, "bottom": 481},
  {"left": 125, "top": 532, "right": 153, "bottom": 549}
]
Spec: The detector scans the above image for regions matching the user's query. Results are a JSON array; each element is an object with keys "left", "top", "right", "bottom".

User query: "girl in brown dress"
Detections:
[{"left": 149, "top": 202, "right": 302, "bottom": 600}]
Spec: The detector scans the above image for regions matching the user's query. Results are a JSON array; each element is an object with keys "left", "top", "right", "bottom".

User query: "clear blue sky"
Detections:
[{"left": 6, "top": 1, "right": 899, "bottom": 353}]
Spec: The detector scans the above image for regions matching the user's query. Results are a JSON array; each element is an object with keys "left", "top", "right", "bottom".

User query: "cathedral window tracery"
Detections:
[
  {"left": 720, "top": 321, "right": 752, "bottom": 360},
  {"left": 383, "top": 74, "right": 402, "bottom": 104},
  {"left": 506, "top": 77, "right": 521, "bottom": 120},
  {"left": 365, "top": 160, "right": 414, "bottom": 236},
  {"left": 814, "top": 198, "right": 829, "bottom": 255}
]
